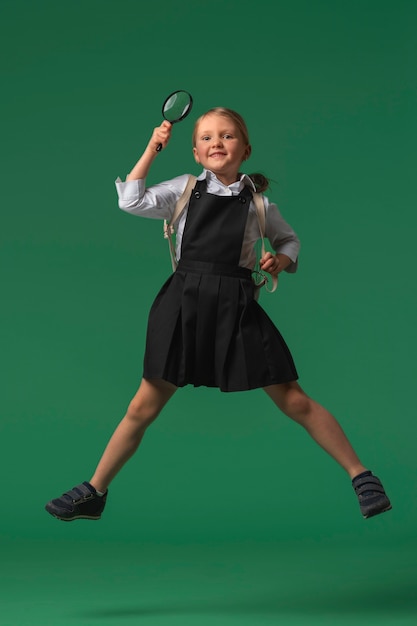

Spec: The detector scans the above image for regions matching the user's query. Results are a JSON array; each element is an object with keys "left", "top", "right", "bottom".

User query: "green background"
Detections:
[{"left": 1, "top": 1, "right": 416, "bottom": 624}]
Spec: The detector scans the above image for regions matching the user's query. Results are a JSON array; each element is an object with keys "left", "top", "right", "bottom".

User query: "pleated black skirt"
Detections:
[{"left": 143, "top": 259, "right": 298, "bottom": 392}]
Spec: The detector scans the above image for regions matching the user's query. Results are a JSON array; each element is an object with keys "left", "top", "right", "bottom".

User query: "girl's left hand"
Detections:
[{"left": 260, "top": 252, "right": 280, "bottom": 276}]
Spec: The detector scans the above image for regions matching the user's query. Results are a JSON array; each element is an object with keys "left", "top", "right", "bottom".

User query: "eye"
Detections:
[
  {"left": 223, "top": 134, "right": 233, "bottom": 139},
  {"left": 201, "top": 135, "right": 211, "bottom": 141}
]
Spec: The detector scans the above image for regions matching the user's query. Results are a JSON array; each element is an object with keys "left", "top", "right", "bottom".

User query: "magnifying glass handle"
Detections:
[{"left": 156, "top": 143, "right": 163, "bottom": 152}]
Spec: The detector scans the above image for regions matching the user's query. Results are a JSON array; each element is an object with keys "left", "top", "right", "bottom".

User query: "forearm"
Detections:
[
  {"left": 126, "top": 146, "right": 158, "bottom": 181},
  {"left": 126, "top": 120, "right": 172, "bottom": 181}
]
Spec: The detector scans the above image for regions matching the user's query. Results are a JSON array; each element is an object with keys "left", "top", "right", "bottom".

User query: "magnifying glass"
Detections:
[{"left": 156, "top": 90, "right": 193, "bottom": 152}]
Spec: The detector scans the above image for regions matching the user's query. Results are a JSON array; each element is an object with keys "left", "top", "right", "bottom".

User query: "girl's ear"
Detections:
[
  {"left": 193, "top": 147, "right": 200, "bottom": 164},
  {"left": 244, "top": 144, "right": 252, "bottom": 161}
]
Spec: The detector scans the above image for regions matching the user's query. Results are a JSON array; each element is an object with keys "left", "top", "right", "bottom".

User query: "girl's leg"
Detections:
[
  {"left": 90, "top": 378, "right": 177, "bottom": 493},
  {"left": 264, "top": 381, "right": 366, "bottom": 478}
]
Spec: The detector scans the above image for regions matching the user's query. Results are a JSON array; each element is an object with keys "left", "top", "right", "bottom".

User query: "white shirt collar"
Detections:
[{"left": 197, "top": 169, "right": 257, "bottom": 193}]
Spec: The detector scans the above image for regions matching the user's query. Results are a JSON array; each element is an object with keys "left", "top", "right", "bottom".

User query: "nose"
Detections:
[{"left": 211, "top": 136, "right": 223, "bottom": 147}]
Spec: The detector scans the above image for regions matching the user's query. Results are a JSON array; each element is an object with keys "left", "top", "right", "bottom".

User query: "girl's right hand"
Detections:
[{"left": 148, "top": 120, "right": 172, "bottom": 152}]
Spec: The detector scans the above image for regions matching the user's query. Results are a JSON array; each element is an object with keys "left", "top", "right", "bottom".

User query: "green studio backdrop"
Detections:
[{"left": 0, "top": 1, "right": 416, "bottom": 625}]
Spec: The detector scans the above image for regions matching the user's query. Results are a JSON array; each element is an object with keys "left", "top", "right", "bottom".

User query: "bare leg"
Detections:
[
  {"left": 90, "top": 378, "right": 177, "bottom": 493},
  {"left": 264, "top": 381, "right": 366, "bottom": 478}
]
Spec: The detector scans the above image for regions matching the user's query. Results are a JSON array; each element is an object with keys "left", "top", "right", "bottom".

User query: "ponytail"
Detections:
[{"left": 248, "top": 172, "right": 270, "bottom": 193}]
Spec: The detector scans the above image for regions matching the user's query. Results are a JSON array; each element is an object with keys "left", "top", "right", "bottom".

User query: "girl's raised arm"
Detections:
[{"left": 126, "top": 121, "right": 172, "bottom": 181}]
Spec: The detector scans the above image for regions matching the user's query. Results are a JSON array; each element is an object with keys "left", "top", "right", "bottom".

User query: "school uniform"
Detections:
[{"left": 115, "top": 169, "right": 300, "bottom": 392}]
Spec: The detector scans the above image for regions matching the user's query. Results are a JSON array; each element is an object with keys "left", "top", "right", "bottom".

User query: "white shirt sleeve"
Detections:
[
  {"left": 115, "top": 174, "right": 191, "bottom": 220},
  {"left": 264, "top": 197, "right": 300, "bottom": 273}
]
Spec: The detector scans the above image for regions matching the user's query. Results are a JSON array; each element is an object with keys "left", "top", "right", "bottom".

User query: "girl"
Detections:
[{"left": 45, "top": 107, "right": 391, "bottom": 522}]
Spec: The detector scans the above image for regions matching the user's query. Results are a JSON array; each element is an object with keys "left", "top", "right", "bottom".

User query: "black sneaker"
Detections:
[
  {"left": 352, "top": 471, "right": 392, "bottom": 519},
  {"left": 45, "top": 481, "right": 107, "bottom": 521}
]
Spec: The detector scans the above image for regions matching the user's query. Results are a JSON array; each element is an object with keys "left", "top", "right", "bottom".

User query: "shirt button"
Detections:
[
  {"left": 239, "top": 196, "right": 247, "bottom": 204},
  {"left": 194, "top": 191, "right": 201, "bottom": 199}
]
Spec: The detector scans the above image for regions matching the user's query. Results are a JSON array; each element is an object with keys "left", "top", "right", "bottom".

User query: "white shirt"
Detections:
[{"left": 115, "top": 169, "right": 300, "bottom": 272}]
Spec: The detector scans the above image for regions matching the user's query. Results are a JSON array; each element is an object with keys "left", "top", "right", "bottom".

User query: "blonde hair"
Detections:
[{"left": 192, "top": 107, "right": 270, "bottom": 193}]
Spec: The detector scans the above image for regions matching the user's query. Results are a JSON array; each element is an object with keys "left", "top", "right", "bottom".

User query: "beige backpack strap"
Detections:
[
  {"left": 163, "top": 175, "right": 197, "bottom": 271},
  {"left": 252, "top": 191, "right": 278, "bottom": 293}
]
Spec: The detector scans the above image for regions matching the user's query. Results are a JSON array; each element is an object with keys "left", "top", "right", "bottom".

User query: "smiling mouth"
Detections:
[{"left": 210, "top": 152, "right": 226, "bottom": 158}]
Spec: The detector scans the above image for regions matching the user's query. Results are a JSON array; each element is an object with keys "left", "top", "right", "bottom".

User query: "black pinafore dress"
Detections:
[{"left": 143, "top": 180, "right": 298, "bottom": 392}]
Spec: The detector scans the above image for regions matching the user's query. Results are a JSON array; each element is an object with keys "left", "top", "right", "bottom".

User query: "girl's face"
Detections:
[{"left": 193, "top": 114, "right": 251, "bottom": 185}]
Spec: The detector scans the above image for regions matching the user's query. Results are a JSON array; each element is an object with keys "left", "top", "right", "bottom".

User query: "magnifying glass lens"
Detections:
[{"left": 162, "top": 90, "right": 193, "bottom": 123}]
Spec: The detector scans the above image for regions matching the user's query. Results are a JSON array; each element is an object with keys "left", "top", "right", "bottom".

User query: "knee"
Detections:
[
  {"left": 126, "top": 397, "right": 159, "bottom": 428},
  {"left": 279, "top": 387, "right": 312, "bottom": 421}
]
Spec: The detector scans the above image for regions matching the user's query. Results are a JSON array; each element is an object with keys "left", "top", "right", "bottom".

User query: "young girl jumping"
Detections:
[{"left": 45, "top": 107, "right": 391, "bottom": 522}]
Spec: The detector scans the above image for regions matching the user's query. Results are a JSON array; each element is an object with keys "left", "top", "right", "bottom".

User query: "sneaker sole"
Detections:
[
  {"left": 45, "top": 504, "right": 102, "bottom": 522},
  {"left": 48, "top": 512, "right": 102, "bottom": 521},
  {"left": 363, "top": 503, "right": 392, "bottom": 519}
]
